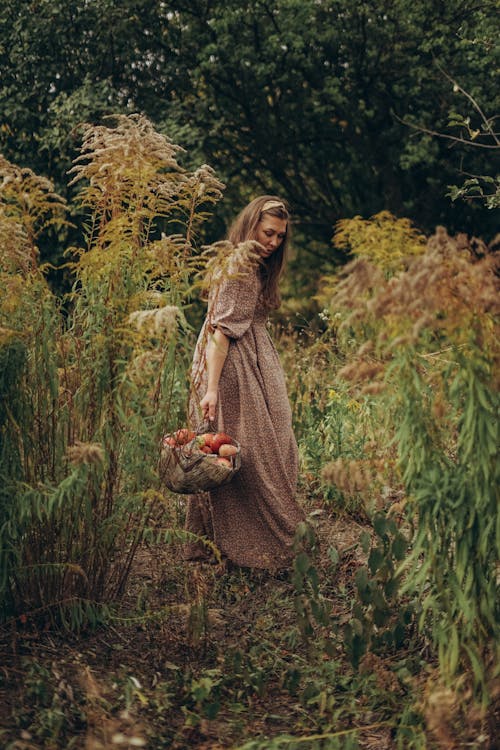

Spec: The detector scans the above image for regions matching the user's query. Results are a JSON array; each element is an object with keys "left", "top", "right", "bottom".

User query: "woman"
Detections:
[{"left": 185, "top": 196, "right": 305, "bottom": 569}]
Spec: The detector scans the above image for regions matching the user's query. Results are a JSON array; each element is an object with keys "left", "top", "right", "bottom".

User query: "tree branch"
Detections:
[
  {"left": 435, "top": 62, "right": 500, "bottom": 147},
  {"left": 393, "top": 113, "right": 500, "bottom": 149}
]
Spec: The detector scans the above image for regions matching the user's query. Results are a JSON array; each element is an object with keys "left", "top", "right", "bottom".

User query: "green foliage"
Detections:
[
  {"left": 0, "top": 115, "right": 224, "bottom": 628},
  {"left": 1, "top": 0, "right": 499, "bottom": 263},
  {"left": 443, "top": 81, "right": 500, "bottom": 210},
  {"left": 324, "top": 219, "right": 500, "bottom": 697},
  {"left": 280, "top": 325, "right": 380, "bottom": 514},
  {"left": 395, "top": 349, "right": 499, "bottom": 691},
  {"left": 0, "top": 43, "right": 498, "bottom": 741},
  {"left": 333, "top": 211, "right": 427, "bottom": 272},
  {"left": 292, "top": 523, "right": 332, "bottom": 647},
  {"left": 343, "top": 514, "right": 416, "bottom": 668},
  {"left": 2, "top": 657, "right": 87, "bottom": 748},
  {"left": 448, "top": 175, "right": 500, "bottom": 210}
]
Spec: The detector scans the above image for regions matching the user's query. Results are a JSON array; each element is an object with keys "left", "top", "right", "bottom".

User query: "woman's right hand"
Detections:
[{"left": 200, "top": 389, "right": 218, "bottom": 422}]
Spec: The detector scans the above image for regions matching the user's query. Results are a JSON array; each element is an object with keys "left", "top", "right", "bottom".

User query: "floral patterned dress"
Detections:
[{"left": 185, "top": 259, "right": 305, "bottom": 569}]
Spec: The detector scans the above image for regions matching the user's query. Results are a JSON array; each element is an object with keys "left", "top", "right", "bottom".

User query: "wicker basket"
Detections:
[{"left": 158, "top": 430, "right": 241, "bottom": 494}]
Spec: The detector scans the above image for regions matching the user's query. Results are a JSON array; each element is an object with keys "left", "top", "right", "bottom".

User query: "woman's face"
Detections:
[{"left": 254, "top": 215, "right": 287, "bottom": 258}]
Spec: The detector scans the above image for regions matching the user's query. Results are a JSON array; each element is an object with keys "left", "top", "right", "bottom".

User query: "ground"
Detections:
[{"left": 0, "top": 494, "right": 497, "bottom": 750}]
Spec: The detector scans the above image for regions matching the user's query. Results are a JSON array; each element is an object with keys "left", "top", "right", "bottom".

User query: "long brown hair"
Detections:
[{"left": 227, "top": 195, "right": 290, "bottom": 309}]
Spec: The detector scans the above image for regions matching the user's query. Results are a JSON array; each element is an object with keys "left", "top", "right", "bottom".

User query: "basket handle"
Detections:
[{"left": 198, "top": 420, "right": 218, "bottom": 434}]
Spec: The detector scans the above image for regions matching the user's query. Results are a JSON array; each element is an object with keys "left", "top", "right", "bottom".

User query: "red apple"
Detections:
[
  {"left": 173, "top": 428, "right": 196, "bottom": 445},
  {"left": 198, "top": 433, "right": 215, "bottom": 450},
  {"left": 211, "top": 432, "right": 232, "bottom": 452}
]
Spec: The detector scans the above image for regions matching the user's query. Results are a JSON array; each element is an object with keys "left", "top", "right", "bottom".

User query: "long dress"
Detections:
[{"left": 184, "top": 257, "right": 305, "bottom": 569}]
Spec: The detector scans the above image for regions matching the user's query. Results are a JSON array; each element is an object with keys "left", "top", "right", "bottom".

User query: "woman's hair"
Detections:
[{"left": 227, "top": 195, "right": 291, "bottom": 309}]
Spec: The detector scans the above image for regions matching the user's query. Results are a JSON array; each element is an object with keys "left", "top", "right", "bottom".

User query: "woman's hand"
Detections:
[{"left": 200, "top": 389, "right": 218, "bottom": 422}]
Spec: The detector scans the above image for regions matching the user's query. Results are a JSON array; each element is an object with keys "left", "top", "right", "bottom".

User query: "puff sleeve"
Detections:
[{"left": 209, "top": 265, "right": 261, "bottom": 340}]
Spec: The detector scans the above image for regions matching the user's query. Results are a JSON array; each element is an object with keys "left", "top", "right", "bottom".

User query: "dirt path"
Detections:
[{"left": 3, "top": 504, "right": 494, "bottom": 749}]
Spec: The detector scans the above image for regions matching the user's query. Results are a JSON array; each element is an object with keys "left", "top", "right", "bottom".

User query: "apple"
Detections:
[
  {"left": 173, "top": 428, "right": 196, "bottom": 445},
  {"left": 198, "top": 433, "right": 215, "bottom": 450},
  {"left": 219, "top": 444, "right": 237, "bottom": 457},
  {"left": 211, "top": 432, "right": 232, "bottom": 453},
  {"left": 215, "top": 457, "right": 232, "bottom": 467}
]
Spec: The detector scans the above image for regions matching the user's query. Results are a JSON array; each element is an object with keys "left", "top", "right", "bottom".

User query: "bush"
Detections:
[{"left": 322, "top": 216, "right": 499, "bottom": 696}]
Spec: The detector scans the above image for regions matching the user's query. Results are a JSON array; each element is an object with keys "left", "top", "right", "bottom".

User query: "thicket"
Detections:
[
  {"left": 0, "top": 114, "right": 224, "bottom": 627},
  {"left": 1, "top": 116, "right": 499, "bottom": 747},
  {"left": 288, "top": 212, "right": 499, "bottom": 715}
]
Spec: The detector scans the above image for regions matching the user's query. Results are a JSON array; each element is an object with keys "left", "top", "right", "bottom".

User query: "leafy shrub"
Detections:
[{"left": 323, "top": 216, "right": 499, "bottom": 696}]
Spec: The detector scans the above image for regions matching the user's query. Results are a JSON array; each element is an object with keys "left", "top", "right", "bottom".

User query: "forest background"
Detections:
[
  {"left": 0, "top": 1, "right": 499, "bottom": 749},
  {"left": 1, "top": 0, "right": 499, "bottom": 281}
]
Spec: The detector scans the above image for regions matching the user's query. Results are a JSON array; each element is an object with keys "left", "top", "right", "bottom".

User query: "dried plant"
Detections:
[
  {"left": 67, "top": 441, "right": 105, "bottom": 466},
  {"left": 324, "top": 222, "right": 499, "bottom": 698},
  {"left": 321, "top": 457, "right": 385, "bottom": 497},
  {"left": 0, "top": 155, "right": 67, "bottom": 274},
  {"left": 0, "top": 115, "right": 225, "bottom": 628}
]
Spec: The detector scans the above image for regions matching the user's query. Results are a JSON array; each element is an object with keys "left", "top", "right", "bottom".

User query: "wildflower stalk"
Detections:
[{"left": 0, "top": 115, "right": 224, "bottom": 627}]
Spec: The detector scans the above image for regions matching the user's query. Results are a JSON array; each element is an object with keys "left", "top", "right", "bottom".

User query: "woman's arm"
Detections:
[{"left": 200, "top": 328, "right": 230, "bottom": 421}]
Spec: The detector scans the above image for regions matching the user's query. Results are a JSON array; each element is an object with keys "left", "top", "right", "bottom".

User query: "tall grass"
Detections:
[
  {"left": 320, "top": 216, "right": 499, "bottom": 698},
  {"left": 0, "top": 115, "right": 224, "bottom": 628}
]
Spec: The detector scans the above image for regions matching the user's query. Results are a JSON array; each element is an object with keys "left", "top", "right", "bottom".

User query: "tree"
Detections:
[
  {"left": 1, "top": 0, "right": 498, "bottom": 264},
  {"left": 164, "top": 0, "right": 499, "bottom": 244}
]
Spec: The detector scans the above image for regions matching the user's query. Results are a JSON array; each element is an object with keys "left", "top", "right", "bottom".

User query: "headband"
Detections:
[{"left": 261, "top": 200, "right": 286, "bottom": 213}]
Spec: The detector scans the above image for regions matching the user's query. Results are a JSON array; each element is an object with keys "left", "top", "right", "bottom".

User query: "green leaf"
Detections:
[
  {"left": 353, "top": 603, "right": 365, "bottom": 621},
  {"left": 355, "top": 566, "right": 369, "bottom": 592},
  {"left": 463, "top": 644, "right": 485, "bottom": 687},
  {"left": 384, "top": 577, "right": 400, "bottom": 599},
  {"left": 360, "top": 530, "right": 371, "bottom": 554},
  {"left": 373, "top": 514, "right": 388, "bottom": 538},
  {"left": 448, "top": 626, "right": 460, "bottom": 676},
  {"left": 373, "top": 607, "right": 390, "bottom": 627},
  {"left": 394, "top": 622, "right": 406, "bottom": 647},
  {"left": 351, "top": 617, "right": 364, "bottom": 636},
  {"left": 328, "top": 546, "right": 339, "bottom": 567},
  {"left": 392, "top": 533, "right": 408, "bottom": 561},
  {"left": 351, "top": 634, "right": 366, "bottom": 668},
  {"left": 371, "top": 588, "right": 388, "bottom": 612},
  {"left": 294, "top": 552, "right": 311, "bottom": 575},
  {"left": 368, "top": 547, "right": 385, "bottom": 575}
]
